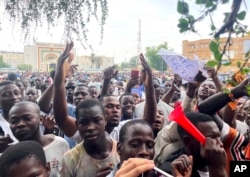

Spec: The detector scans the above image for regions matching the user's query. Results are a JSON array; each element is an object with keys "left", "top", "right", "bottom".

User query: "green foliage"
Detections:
[
  {"left": 0, "top": 56, "right": 10, "bottom": 68},
  {"left": 209, "top": 40, "right": 219, "bottom": 53},
  {"left": 222, "top": 61, "right": 231, "bottom": 66},
  {"left": 145, "top": 42, "right": 169, "bottom": 71},
  {"left": 206, "top": 60, "right": 218, "bottom": 67},
  {"left": 17, "top": 64, "right": 32, "bottom": 71},
  {"left": 209, "top": 40, "right": 222, "bottom": 63},
  {"left": 176, "top": 0, "right": 249, "bottom": 76},
  {"left": 129, "top": 56, "right": 138, "bottom": 68},
  {"left": 118, "top": 56, "right": 138, "bottom": 70},
  {"left": 177, "top": 1, "right": 189, "bottom": 15},
  {"left": 246, "top": 85, "right": 250, "bottom": 96},
  {"left": 222, "top": 87, "right": 231, "bottom": 94},
  {"left": 3, "top": 0, "right": 108, "bottom": 48},
  {"left": 237, "top": 61, "right": 242, "bottom": 68},
  {"left": 95, "top": 56, "right": 103, "bottom": 69},
  {"left": 176, "top": 0, "right": 248, "bottom": 37},
  {"left": 242, "top": 68, "right": 250, "bottom": 74},
  {"left": 237, "top": 11, "right": 246, "bottom": 20}
]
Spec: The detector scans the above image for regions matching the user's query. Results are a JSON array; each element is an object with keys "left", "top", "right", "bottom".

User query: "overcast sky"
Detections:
[{"left": 0, "top": 0, "right": 249, "bottom": 63}]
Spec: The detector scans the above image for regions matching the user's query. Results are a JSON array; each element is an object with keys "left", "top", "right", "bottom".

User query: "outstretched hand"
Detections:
[
  {"left": 56, "top": 41, "right": 74, "bottom": 79},
  {"left": 200, "top": 137, "right": 226, "bottom": 169},
  {"left": 206, "top": 67, "right": 216, "bottom": 79},
  {"left": 103, "top": 65, "right": 118, "bottom": 81},
  {"left": 139, "top": 53, "right": 152, "bottom": 85},
  {"left": 115, "top": 158, "right": 154, "bottom": 177},
  {"left": 171, "top": 155, "right": 193, "bottom": 177},
  {"left": 96, "top": 165, "right": 113, "bottom": 177},
  {"left": 0, "top": 135, "right": 13, "bottom": 153}
]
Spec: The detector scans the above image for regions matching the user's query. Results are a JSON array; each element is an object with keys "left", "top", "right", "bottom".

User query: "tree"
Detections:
[
  {"left": 17, "top": 64, "right": 32, "bottom": 71},
  {"left": 176, "top": 0, "right": 249, "bottom": 74},
  {"left": 0, "top": 55, "right": 10, "bottom": 68},
  {"left": 118, "top": 56, "right": 138, "bottom": 70},
  {"left": 95, "top": 56, "right": 103, "bottom": 69},
  {"left": 145, "top": 42, "right": 170, "bottom": 71},
  {"left": 128, "top": 56, "right": 137, "bottom": 68},
  {"left": 90, "top": 53, "right": 96, "bottom": 69},
  {"left": 3, "top": 0, "right": 108, "bottom": 48}
]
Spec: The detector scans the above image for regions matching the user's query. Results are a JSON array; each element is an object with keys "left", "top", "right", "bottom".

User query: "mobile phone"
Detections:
[{"left": 131, "top": 69, "right": 139, "bottom": 79}]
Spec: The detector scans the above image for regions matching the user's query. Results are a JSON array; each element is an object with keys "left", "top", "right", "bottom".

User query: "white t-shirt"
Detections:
[
  {"left": 110, "top": 120, "right": 130, "bottom": 141},
  {"left": 44, "top": 135, "right": 70, "bottom": 177},
  {"left": 235, "top": 120, "right": 249, "bottom": 135},
  {"left": 0, "top": 115, "right": 18, "bottom": 144},
  {"left": 134, "top": 100, "right": 173, "bottom": 124},
  {"left": 197, "top": 170, "right": 209, "bottom": 177}
]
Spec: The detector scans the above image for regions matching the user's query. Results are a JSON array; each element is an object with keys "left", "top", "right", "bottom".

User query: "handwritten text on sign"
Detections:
[{"left": 158, "top": 48, "right": 204, "bottom": 83}]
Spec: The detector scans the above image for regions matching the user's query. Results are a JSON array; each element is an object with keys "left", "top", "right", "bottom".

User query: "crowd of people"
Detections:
[{"left": 0, "top": 41, "right": 249, "bottom": 177}]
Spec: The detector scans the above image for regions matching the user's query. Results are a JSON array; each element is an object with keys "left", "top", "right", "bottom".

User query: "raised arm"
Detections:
[
  {"left": 38, "top": 84, "right": 53, "bottom": 113},
  {"left": 198, "top": 78, "right": 250, "bottom": 115},
  {"left": 125, "top": 78, "right": 140, "bottom": 93},
  {"left": 207, "top": 67, "right": 224, "bottom": 92},
  {"left": 139, "top": 53, "right": 157, "bottom": 125},
  {"left": 182, "top": 82, "right": 198, "bottom": 113},
  {"left": 53, "top": 42, "right": 77, "bottom": 137},
  {"left": 100, "top": 65, "right": 118, "bottom": 96},
  {"left": 161, "top": 75, "right": 180, "bottom": 105},
  {"left": 198, "top": 78, "right": 250, "bottom": 130}
]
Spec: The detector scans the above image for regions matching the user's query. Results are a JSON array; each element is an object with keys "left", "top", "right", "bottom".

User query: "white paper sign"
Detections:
[{"left": 157, "top": 48, "right": 207, "bottom": 83}]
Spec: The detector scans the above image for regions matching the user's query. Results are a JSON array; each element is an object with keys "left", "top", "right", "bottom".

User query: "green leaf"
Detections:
[
  {"left": 242, "top": 68, "right": 250, "bottom": 74},
  {"left": 209, "top": 40, "right": 219, "bottom": 53},
  {"left": 246, "top": 85, "right": 250, "bottom": 96},
  {"left": 222, "top": 61, "right": 231, "bottom": 66},
  {"left": 226, "top": 79, "right": 237, "bottom": 87},
  {"left": 178, "top": 18, "right": 189, "bottom": 32},
  {"left": 237, "top": 11, "right": 246, "bottom": 20},
  {"left": 214, "top": 51, "right": 222, "bottom": 61},
  {"left": 210, "top": 24, "right": 216, "bottom": 31},
  {"left": 237, "top": 61, "right": 242, "bottom": 68},
  {"left": 207, "top": 60, "right": 218, "bottom": 67},
  {"left": 178, "top": 18, "right": 189, "bottom": 27},
  {"left": 177, "top": 1, "right": 189, "bottom": 15},
  {"left": 205, "top": 1, "right": 213, "bottom": 8}
]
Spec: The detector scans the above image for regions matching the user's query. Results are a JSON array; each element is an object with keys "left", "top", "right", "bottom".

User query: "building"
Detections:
[
  {"left": 0, "top": 42, "right": 114, "bottom": 72},
  {"left": 76, "top": 55, "right": 114, "bottom": 72},
  {"left": 182, "top": 34, "right": 250, "bottom": 72},
  {"left": 0, "top": 51, "right": 24, "bottom": 68}
]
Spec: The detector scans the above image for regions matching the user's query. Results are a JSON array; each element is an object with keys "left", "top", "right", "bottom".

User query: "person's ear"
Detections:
[
  {"left": 117, "top": 142, "right": 122, "bottom": 155},
  {"left": 45, "top": 162, "right": 51, "bottom": 177}
]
